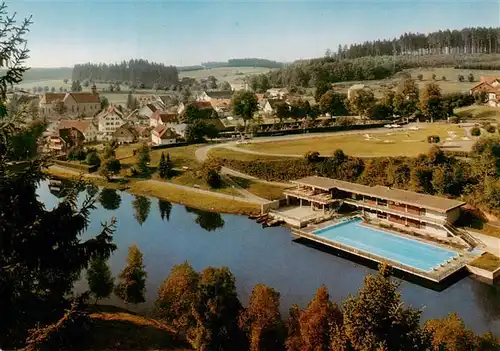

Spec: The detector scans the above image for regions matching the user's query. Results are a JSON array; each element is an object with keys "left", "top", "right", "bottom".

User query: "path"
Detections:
[
  {"left": 196, "top": 143, "right": 292, "bottom": 188},
  {"left": 47, "top": 165, "right": 266, "bottom": 205}
]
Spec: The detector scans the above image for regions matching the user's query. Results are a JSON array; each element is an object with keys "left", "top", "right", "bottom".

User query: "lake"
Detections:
[{"left": 38, "top": 180, "right": 500, "bottom": 335}]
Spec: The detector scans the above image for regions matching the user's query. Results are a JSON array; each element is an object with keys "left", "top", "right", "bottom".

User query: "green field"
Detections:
[
  {"left": 239, "top": 123, "right": 464, "bottom": 157},
  {"left": 331, "top": 67, "right": 500, "bottom": 99},
  {"left": 179, "top": 66, "right": 273, "bottom": 89},
  {"left": 455, "top": 105, "right": 500, "bottom": 122}
]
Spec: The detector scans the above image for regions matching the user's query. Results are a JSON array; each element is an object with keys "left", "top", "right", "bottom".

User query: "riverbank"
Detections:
[{"left": 45, "top": 166, "right": 261, "bottom": 216}]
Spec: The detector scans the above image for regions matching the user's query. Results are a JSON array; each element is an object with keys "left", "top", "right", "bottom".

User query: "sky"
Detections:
[{"left": 5, "top": 0, "right": 500, "bottom": 68}]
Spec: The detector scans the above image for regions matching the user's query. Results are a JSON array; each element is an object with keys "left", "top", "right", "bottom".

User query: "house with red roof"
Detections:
[
  {"left": 57, "top": 119, "right": 99, "bottom": 142},
  {"left": 151, "top": 125, "right": 179, "bottom": 146},
  {"left": 96, "top": 104, "right": 126, "bottom": 136}
]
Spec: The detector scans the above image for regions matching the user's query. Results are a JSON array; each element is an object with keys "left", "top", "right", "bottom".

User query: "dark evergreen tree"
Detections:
[{"left": 0, "top": 5, "right": 116, "bottom": 347}]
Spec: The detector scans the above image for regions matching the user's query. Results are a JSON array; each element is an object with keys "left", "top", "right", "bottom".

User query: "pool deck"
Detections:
[{"left": 291, "top": 218, "right": 478, "bottom": 283}]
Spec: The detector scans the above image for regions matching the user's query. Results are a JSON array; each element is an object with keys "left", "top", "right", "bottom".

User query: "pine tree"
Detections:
[
  {"left": 0, "top": 6, "right": 117, "bottom": 346},
  {"left": 114, "top": 245, "right": 147, "bottom": 305},
  {"left": 136, "top": 143, "right": 151, "bottom": 175},
  {"left": 86, "top": 256, "right": 114, "bottom": 304},
  {"left": 158, "top": 152, "right": 173, "bottom": 179},
  {"left": 158, "top": 199, "right": 172, "bottom": 221},
  {"left": 126, "top": 92, "right": 138, "bottom": 110}
]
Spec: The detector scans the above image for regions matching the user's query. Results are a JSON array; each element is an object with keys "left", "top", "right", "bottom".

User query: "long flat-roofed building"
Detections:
[{"left": 282, "top": 176, "right": 468, "bottom": 241}]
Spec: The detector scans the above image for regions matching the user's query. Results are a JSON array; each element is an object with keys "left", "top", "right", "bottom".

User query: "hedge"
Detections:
[
  {"left": 53, "top": 160, "right": 98, "bottom": 173},
  {"left": 219, "top": 122, "right": 389, "bottom": 139},
  {"left": 151, "top": 142, "right": 188, "bottom": 150},
  {"left": 441, "top": 150, "right": 474, "bottom": 158}
]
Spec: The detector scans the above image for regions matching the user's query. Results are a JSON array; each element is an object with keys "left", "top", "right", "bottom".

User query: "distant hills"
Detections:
[
  {"left": 20, "top": 58, "right": 283, "bottom": 82},
  {"left": 17, "top": 67, "right": 73, "bottom": 82}
]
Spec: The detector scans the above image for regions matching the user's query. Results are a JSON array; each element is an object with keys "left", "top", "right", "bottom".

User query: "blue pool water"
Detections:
[{"left": 312, "top": 219, "right": 458, "bottom": 272}]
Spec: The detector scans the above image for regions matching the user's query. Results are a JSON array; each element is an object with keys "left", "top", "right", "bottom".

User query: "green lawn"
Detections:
[
  {"left": 117, "top": 144, "right": 202, "bottom": 169},
  {"left": 228, "top": 175, "right": 288, "bottom": 200},
  {"left": 208, "top": 147, "right": 295, "bottom": 161},
  {"left": 455, "top": 105, "right": 500, "bottom": 122},
  {"left": 470, "top": 252, "right": 500, "bottom": 271},
  {"left": 179, "top": 66, "right": 272, "bottom": 90},
  {"left": 239, "top": 123, "right": 464, "bottom": 157}
]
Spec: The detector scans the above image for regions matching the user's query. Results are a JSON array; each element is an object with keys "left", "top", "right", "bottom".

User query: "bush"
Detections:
[
  {"left": 200, "top": 159, "right": 222, "bottom": 188},
  {"left": 448, "top": 116, "right": 460, "bottom": 124},
  {"left": 471, "top": 127, "right": 481, "bottom": 136},
  {"left": 468, "top": 73, "right": 475, "bottom": 82},
  {"left": 441, "top": 76, "right": 446, "bottom": 81},
  {"left": 458, "top": 74, "right": 465, "bottom": 82},
  {"left": 67, "top": 148, "right": 86, "bottom": 161},
  {"left": 431, "top": 74, "right": 436, "bottom": 80},
  {"left": 427, "top": 135, "right": 440, "bottom": 143},
  {"left": 417, "top": 74, "right": 423, "bottom": 81},
  {"left": 304, "top": 151, "right": 321, "bottom": 163},
  {"left": 336, "top": 117, "right": 355, "bottom": 126},
  {"left": 85, "top": 152, "right": 101, "bottom": 167},
  {"left": 485, "top": 124, "right": 496, "bottom": 133}
]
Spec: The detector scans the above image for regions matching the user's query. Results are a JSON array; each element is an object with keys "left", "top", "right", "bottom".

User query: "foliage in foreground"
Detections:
[
  {"left": 153, "top": 263, "right": 499, "bottom": 351},
  {"left": 0, "top": 4, "right": 117, "bottom": 347}
]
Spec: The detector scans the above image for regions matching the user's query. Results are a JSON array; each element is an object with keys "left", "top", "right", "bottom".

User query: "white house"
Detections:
[
  {"left": 149, "top": 111, "right": 178, "bottom": 128},
  {"left": 96, "top": 104, "right": 125, "bottom": 135},
  {"left": 165, "top": 122, "right": 188, "bottom": 138},
  {"left": 138, "top": 103, "right": 161, "bottom": 119},
  {"left": 197, "top": 90, "right": 233, "bottom": 102},
  {"left": 151, "top": 125, "right": 178, "bottom": 146},
  {"left": 488, "top": 92, "right": 500, "bottom": 107},
  {"left": 263, "top": 99, "right": 287, "bottom": 114},
  {"left": 39, "top": 88, "right": 101, "bottom": 118},
  {"left": 266, "top": 88, "right": 287, "bottom": 99}
]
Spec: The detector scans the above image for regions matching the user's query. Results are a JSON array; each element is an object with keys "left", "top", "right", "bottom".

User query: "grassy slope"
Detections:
[
  {"left": 331, "top": 67, "right": 500, "bottom": 98},
  {"left": 455, "top": 105, "right": 500, "bottom": 122},
  {"left": 81, "top": 305, "right": 191, "bottom": 351},
  {"left": 239, "top": 124, "right": 464, "bottom": 157}
]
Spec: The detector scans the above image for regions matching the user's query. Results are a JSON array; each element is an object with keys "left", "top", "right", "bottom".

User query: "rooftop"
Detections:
[{"left": 291, "top": 176, "right": 466, "bottom": 213}]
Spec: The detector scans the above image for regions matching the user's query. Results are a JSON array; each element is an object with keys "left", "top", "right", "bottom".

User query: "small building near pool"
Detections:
[{"left": 277, "top": 176, "right": 472, "bottom": 245}]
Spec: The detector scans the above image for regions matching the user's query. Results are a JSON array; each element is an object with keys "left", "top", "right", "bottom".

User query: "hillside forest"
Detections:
[{"left": 258, "top": 27, "right": 500, "bottom": 89}]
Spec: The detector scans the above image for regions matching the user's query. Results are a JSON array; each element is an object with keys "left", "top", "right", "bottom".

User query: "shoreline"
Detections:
[{"left": 45, "top": 167, "right": 261, "bottom": 216}]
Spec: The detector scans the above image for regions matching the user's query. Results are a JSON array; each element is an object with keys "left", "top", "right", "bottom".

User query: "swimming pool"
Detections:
[{"left": 312, "top": 218, "right": 458, "bottom": 272}]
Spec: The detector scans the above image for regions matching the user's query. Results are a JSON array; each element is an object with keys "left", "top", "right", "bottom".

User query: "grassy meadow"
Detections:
[
  {"left": 238, "top": 123, "right": 465, "bottom": 157},
  {"left": 179, "top": 66, "right": 273, "bottom": 89},
  {"left": 331, "top": 67, "right": 500, "bottom": 98},
  {"left": 455, "top": 105, "right": 500, "bottom": 122}
]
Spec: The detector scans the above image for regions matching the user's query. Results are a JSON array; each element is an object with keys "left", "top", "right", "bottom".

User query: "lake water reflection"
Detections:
[{"left": 39, "top": 180, "right": 500, "bottom": 335}]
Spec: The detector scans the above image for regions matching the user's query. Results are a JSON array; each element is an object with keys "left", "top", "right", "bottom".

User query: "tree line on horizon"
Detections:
[
  {"left": 326, "top": 27, "right": 500, "bottom": 59},
  {"left": 71, "top": 59, "right": 179, "bottom": 89}
]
